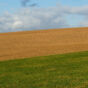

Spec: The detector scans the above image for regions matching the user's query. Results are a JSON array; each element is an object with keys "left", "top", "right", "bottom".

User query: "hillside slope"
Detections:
[
  {"left": 0, "top": 27, "right": 88, "bottom": 61},
  {"left": 0, "top": 51, "right": 88, "bottom": 88}
]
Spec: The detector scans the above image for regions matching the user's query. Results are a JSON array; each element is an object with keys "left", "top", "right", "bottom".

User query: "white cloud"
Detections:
[
  {"left": 0, "top": 6, "right": 70, "bottom": 32},
  {"left": 70, "top": 6, "right": 88, "bottom": 15},
  {"left": 0, "top": 5, "right": 88, "bottom": 32}
]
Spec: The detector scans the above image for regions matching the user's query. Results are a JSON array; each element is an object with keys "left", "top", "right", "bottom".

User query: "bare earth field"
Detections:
[{"left": 0, "top": 27, "right": 88, "bottom": 61}]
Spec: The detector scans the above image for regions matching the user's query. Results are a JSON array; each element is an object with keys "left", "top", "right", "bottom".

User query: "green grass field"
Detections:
[{"left": 0, "top": 51, "right": 88, "bottom": 88}]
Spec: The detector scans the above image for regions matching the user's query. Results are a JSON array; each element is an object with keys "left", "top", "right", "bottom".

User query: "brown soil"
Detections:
[{"left": 0, "top": 27, "right": 88, "bottom": 61}]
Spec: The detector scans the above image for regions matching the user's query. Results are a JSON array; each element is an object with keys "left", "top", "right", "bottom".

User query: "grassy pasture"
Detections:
[{"left": 0, "top": 51, "right": 88, "bottom": 88}]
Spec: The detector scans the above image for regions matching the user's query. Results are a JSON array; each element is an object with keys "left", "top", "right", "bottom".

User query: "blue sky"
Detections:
[
  {"left": 0, "top": 0, "right": 88, "bottom": 32},
  {"left": 58, "top": 0, "right": 88, "bottom": 6},
  {"left": 0, "top": 0, "right": 87, "bottom": 14},
  {"left": 0, "top": 0, "right": 88, "bottom": 11},
  {"left": 0, "top": 0, "right": 59, "bottom": 13}
]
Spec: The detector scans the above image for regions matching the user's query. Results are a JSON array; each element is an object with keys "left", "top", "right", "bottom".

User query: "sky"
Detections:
[{"left": 0, "top": 0, "right": 88, "bottom": 32}]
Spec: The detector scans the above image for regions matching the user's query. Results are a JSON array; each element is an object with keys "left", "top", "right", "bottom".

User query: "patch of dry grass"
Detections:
[{"left": 0, "top": 27, "right": 88, "bottom": 61}]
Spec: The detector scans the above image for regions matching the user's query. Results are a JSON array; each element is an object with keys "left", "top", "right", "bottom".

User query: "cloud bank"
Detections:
[{"left": 0, "top": 5, "right": 88, "bottom": 32}]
